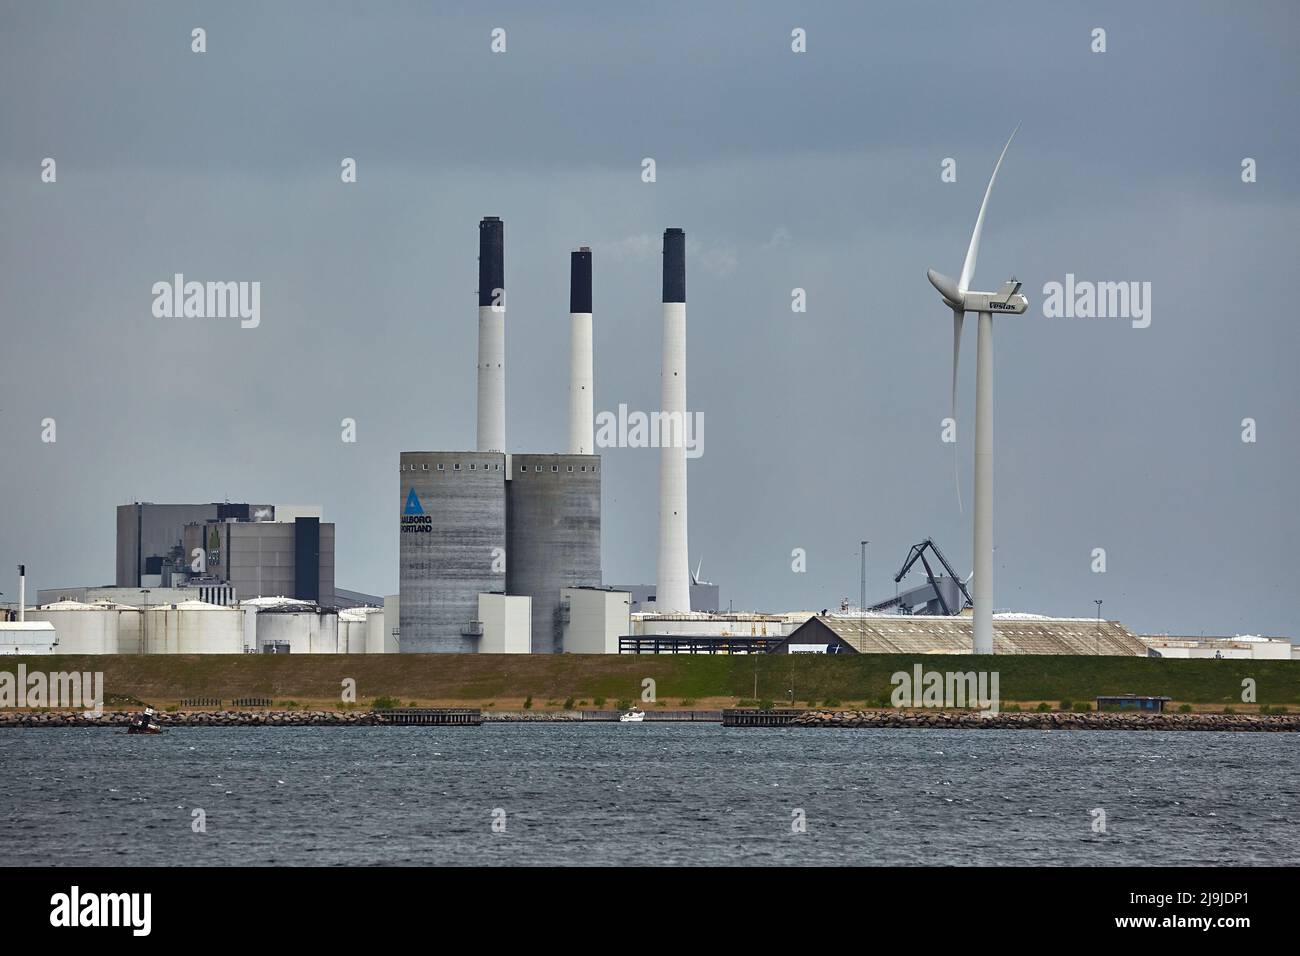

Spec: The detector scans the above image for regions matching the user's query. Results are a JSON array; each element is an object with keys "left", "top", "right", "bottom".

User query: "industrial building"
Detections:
[
  {"left": 772, "top": 613, "right": 1150, "bottom": 656},
  {"left": 1140, "top": 634, "right": 1296, "bottom": 660},
  {"left": 115, "top": 501, "right": 335, "bottom": 606},
  {"left": 37, "top": 584, "right": 238, "bottom": 607},
  {"left": 0, "top": 621, "right": 58, "bottom": 655},
  {"left": 7, "top": 558, "right": 396, "bottom": 655},
  {"left": 399, "top": 219, "right": 605, "bottom": 653},
  {"left": 561, "top": 587, "right": 632, "bottom": 654},
  {"left": 612, "top": 580, "right": 720, "bottom": 614}
]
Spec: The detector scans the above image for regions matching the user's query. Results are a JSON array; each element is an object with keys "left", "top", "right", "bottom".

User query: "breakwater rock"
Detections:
[
  {"left": 790, "top": 710, "right": 1300, "bottom": 732},
  {"left": 0, "top": 710, "right": 385, "bottom": 728}
]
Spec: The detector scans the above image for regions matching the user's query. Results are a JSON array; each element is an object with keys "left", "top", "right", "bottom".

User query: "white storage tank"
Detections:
[
  {"left": 99, "top": 602, "right": 144, "bottom": 654},
  {"left": 255, "top": 604, "right": 339, "bottom": 654},
  {"left": 26, "top": 601, "right": 121, "bottom": 654},
  {"left": 338, "top": 608, "right": 370, "bottom": 654},
  {"left": 143, "top": 600, "right": 244, "bottom": 654}
]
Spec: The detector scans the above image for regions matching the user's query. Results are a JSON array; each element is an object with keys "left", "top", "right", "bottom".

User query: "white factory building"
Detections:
[{"left": 1141, "top": 634, "right": 1296, "bottom": 661}]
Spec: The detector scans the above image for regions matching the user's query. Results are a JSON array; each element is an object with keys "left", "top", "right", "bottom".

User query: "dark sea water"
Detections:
[{"left": 2, "top": 725, "right": 1296, "bottom": 866}]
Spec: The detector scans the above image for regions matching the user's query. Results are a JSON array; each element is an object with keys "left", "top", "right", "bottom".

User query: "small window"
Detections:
[
  {"left": 580, "top": 466, "right": 586, "bottom": 472},
  {"left": 454, "top": 463, "right": 461, "bottom": 471},
  {"left": 567, "top": 466, "right": 573, "bottom": 472},
  {"left": 551, "top": 465, "right": 559, "bottom": 473},
  {"left": 422, "top": 464, "right": 428, "bottom": 471},
  {"left": 437, "top": 463, "right": 444, "bottom": 471},
  {"left": 535, "top": 465, "right": 541, "bottom": 472},
  {"left": 470, "top": 463, "right": 476, "bottom": 470}
]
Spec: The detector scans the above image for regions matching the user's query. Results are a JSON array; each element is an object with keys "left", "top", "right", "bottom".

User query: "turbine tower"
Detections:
[{"left": 926, "top": 127, "right": 1029, "bottom": 654}]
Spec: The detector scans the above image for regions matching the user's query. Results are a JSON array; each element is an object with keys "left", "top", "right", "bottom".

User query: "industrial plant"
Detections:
[{"left": 2, "top": 218, "right": 1293, "bottom": 661}]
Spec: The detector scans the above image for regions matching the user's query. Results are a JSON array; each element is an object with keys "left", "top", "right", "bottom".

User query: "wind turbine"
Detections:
[{"left": 926, "top": 125, "right": 1029, "bottom": 655}]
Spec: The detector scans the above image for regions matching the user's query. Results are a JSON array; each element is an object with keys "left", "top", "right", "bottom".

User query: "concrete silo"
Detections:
[
  {"left": 399, "top": 451, "right": 507, "bottom": 652},
  {"left": 506, "top": 454, "right": 601, "bottom": 653}
]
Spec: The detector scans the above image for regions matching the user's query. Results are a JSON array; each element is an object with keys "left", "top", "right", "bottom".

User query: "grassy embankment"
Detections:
[{"left": 5, "top": 653, "right": 1298, "bottom": 712}]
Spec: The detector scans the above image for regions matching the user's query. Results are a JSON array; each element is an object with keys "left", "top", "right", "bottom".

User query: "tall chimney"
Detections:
[
  {"left": 17, "top": 564, "right": 25, "bottom": 622},
  {"left": 568, "top": 247, "right": 594, "bottom": 455},
  {"left": 656, "top": 228, "right": 691, "bottom": 613},
  {"left": 477, "top": 216, "right": 506, "bottom": 453}
]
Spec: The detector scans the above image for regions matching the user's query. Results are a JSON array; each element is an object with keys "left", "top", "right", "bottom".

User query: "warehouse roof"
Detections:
[{"left": 777, "top": 613, "right": 1148, "bottom": 656}]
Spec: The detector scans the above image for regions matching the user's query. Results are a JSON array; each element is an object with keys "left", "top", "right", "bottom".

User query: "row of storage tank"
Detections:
[{"left": 24, "top": 598, "right": 394, "bottom": 654}]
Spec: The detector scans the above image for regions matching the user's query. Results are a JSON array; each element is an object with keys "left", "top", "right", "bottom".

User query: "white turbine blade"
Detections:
[
  {"left": 927, "top": 268, "right": 962, "bottom": 306},
  {"left": 958, "top": 123, "right": 1020, "bottom": 294},
  {"left": 951, "top": 305, "right": 964, "bottom": 514}
]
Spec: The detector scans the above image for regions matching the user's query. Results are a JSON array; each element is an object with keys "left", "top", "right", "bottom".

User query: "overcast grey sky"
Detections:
[{"left": 2, "top": 1, "right": 1297, "bottom": 638}]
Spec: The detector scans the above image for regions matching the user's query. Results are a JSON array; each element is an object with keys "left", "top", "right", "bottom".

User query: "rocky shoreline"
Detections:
[
  {"left": 791, "top": 709, "right": 1300, "bottom": 732},
  {"left": 0, "top": 710, "right": 387, "bottom": 727},
  {"left": 3, "top": 708, "right": 1298, "bottom": 731}
]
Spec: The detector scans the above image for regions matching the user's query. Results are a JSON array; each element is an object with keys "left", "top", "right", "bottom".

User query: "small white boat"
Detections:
[{"left": 619, "top": 706, "right": 645, "bottom": 723}]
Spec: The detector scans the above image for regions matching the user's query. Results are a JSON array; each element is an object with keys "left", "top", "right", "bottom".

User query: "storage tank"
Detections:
[
  {"left": 100, "top": 602, "right": 144, "bottom": 654},
  {"left": 255, "top": 604, "right": 339, "bottom": 654},
  {"left": 240, "top": 596, "right": 309, "bottom": 654},
  {"left": 27, "top": 601, "right": 121, "bottom": 654},
  {"left": 338, "top": 608, "right": 376, "bottom": 654},
  {"left": 506, "top": 454, "right": 601, "bottom": 653},
  {"left": 371, "top": 601, "right": 395, "bottom": 654},
  {"left": 143, "top": 600, "right": 244, "bottom": 654}
]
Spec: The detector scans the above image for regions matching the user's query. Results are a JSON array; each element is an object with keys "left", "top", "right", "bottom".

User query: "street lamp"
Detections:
[
  {"left": 1094, "top": 599, "right": 1103, "bottom": 655},
  {"left": 141, "top": 589, "right": 151, "bottom": 655},
  {"left": 860, "top": 539, "right": 869, "bottom": 611}
]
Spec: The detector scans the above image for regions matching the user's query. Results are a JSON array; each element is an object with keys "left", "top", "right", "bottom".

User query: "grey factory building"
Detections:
[
  {"left": 114, "top": 501, "right": 335, "bottom": 606},
  {"left": 399, "top": 218, "right": 603, "bottom": 653},
  {"left": 506, "top": 454, "right": 602, "bottom": 653}
]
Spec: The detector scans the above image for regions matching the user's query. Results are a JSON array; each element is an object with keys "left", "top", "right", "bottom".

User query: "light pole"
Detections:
[
  {"left": 860, "top": 540, "right": 868, "bottom": 611},
  {"left": 1094, "top": 599, "right": 1103, "bottom": 655},
  {"left": 141, "top": 589, "right": 151, "bottom": 655}
]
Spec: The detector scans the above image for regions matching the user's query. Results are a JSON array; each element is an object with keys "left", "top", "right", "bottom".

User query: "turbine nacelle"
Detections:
[
  {"left": 961, "top": 284, "right": 1029, "bottom": 315},
  {"left": 927, "top": 271, "right": 1028, "bottom": 315}
]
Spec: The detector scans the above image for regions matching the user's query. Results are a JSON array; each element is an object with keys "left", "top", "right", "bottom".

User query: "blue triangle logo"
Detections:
[{"left": 403, "top": 488, "right": 424, "bottom": 515}]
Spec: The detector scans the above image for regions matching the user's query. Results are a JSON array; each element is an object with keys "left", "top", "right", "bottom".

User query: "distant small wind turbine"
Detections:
[{"left": 926, "top": 125, "right": 1029, "bottom": 654}]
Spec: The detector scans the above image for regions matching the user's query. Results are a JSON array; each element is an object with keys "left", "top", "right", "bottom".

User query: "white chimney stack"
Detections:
[
  {"left": 17, "top": 564, "right": 26, "bottom": 622},
  {"left": 656, "top": 228, "right": 691, "bottom": 613},
  {"left": 477, "top": 216, "right": 506, "bottom": 453},
  {"left": 568, "top": 247, "right": 594, "bottom": 455}
]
